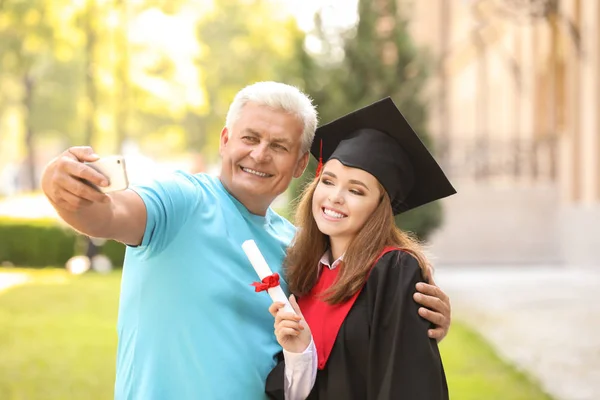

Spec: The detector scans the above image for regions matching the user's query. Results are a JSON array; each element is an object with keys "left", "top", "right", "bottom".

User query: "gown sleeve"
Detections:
[
  {"left": 265, "top": 352, "right": 286, "bottom": 400},
  {"left": 366, "top": 251, "right": 449, "bottom": 400}
]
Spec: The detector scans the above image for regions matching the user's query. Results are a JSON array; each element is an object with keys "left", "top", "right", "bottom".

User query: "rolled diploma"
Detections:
[{"left": 242, "top": 240, "right": 295, "bottom": 314}]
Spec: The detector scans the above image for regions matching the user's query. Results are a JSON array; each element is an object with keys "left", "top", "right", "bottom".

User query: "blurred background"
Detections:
[{"left": 0, "top": 0, "right": 598, "bottom": 399}]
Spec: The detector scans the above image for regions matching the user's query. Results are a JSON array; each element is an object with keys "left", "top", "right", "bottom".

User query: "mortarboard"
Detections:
[{"left": 311, "top": 97, "right": 456, "bottom": 215}]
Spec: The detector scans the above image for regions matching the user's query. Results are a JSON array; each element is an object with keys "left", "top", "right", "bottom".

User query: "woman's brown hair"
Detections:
[{"left": 285, "top": 174, "right": 430, "bottom": 304}]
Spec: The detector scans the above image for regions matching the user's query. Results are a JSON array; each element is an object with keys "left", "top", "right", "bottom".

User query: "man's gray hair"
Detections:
[{"left": 225, "top": 81, "right": 318, "bottom": 154}]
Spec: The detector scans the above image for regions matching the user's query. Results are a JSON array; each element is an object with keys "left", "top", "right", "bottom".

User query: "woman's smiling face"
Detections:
[{"left": 312, "top": 159, "right": 382, "bottom": 243}]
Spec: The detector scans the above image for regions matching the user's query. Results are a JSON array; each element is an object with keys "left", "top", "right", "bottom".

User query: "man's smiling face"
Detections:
[{"left": 219, "top": 102, "right": 308, "bottom": 215}]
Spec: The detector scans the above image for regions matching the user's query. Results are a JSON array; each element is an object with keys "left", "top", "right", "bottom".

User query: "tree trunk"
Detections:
[
  {"left": 84, "top": 0, "right": 97, "bottom": 146},
  {"left": 23, "top": 72, "right": 37, "bottom": 190},
  {"left": 114, "top": 0, "right": 130, "bottom": 152}
]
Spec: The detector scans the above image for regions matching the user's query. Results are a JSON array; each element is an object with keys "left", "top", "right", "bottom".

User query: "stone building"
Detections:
[{"left": 402, "top": 0, "right": 599, "bottom": 266}]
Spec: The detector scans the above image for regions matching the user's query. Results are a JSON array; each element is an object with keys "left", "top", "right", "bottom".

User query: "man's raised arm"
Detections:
[{"left": 41, "top": 146, "right": 146, "bottom": 246}]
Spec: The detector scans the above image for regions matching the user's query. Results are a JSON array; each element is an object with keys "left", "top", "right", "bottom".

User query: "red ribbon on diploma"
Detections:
[{"left": 251, "top": 272, "right": 281, "bottom": 292}]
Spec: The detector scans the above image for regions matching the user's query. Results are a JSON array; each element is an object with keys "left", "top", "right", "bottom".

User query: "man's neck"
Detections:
[
  {"left": 219, "top": 177, "right": 270, "bottom": 216},
  {"left": 240, "top": 198, "right": 269, "bottom": 216}
]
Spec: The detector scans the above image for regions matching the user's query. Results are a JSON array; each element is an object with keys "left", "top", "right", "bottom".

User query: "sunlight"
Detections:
[{"left": 128, "top": 6, "right": 206, "bottom": 110}]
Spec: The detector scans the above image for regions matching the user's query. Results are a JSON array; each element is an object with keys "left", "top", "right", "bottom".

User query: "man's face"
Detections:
[{"left": 219, "top": 102, "right": 309, "bottom": 214}]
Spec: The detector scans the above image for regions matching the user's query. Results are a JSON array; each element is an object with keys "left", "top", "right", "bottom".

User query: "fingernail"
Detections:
[
  {"left": 100, "top": 180, "right": 109, "bottom": 187},
  {"left": 414, "top": 293, "right": 422, "bottom": 300}
]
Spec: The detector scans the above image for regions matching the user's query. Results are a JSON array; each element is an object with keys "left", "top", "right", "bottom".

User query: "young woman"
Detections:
[{"left": 265, "top": 98, "right": 454, "bottom": 400}]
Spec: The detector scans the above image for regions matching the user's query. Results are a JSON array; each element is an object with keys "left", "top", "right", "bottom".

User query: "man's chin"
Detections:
[{"left": 231, "top": 179, "right": 272, "bottom": 197}]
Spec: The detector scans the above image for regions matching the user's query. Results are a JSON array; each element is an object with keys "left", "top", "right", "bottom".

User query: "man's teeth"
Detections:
[
  {"left": 323, "top": 208, "right": 346, "bottom": 219},
  {"left": 242, "top": 167, "right": 269, "bottom": 177}
]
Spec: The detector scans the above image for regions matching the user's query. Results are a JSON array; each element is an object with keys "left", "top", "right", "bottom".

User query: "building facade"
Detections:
[{"left": 402, "top": 0, "right": 600, "bottom": 266}]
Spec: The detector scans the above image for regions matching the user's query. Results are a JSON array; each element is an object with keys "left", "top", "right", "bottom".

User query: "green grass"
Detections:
[
  {"left": 0, "top": 269, "right": 120, "bottom": 400},
  {"left": 439, "top": 323, "right": 553, "bottom": 399},
  {"left": 0, "top": 268, "right": 553, "bottom": 400}
]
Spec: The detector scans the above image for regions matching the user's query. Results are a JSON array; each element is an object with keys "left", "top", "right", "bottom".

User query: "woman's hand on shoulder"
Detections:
[{"left": 269, "top": 295, "right": 312, "bottom": 354}]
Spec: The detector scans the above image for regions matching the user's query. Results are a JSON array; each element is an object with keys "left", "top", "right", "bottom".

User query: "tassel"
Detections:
[{"left": 315, "top": 139, "right": 323, "bottom": 179}]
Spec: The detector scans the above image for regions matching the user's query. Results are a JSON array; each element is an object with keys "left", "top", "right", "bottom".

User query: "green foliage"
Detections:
[
  {"left": 101, "top": 240, "right": 127, "bottom": 268},
  {"left": 0, "top": 1, "right": 56, "bottom": 75},
  {"left": 0, "top": 218, "right": 76, "bottom": 267},
  {"left": 0, "top": 218, "right": 125, "bottom": 267},
  {"left": 287, "top": 156, "right": 318, "bottom": 224},
  {"left": 396, "top": 201, "right": 443, "bottom": 239},
  {"left": 2, "top": 0, "right": 444, "bottom": 240},
  {"left": 194, "top": 0, "right": 307, "bottom": 159},
  {"left": 0, "top": 0, "right": 332, "bottom": 181},
  {"left": 294, "top": 0, "right": 441, "bottom": 240},
  {"left": 0, "top": 0, "right": 83, "bottom": 188},
  {"left": 0, "top": 0, "right": 194, "bottom": 178}
]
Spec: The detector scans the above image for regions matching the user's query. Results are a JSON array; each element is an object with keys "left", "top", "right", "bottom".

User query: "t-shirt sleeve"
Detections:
[
  {"left": 128, "top": 171, "right": 204, "bottom": 258},
  {"left": 366, "top": 251, "right": 449, "bottom": 400}
]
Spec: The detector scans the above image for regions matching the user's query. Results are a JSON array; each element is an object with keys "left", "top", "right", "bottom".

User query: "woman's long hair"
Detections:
[{"left": 285, "top": 176, "right": 429, "bottom": 304}]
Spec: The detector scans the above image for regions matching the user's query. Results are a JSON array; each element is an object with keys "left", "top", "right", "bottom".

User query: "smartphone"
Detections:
[{"left": 84, "top": 156, "right": 129, "bottom": 193}]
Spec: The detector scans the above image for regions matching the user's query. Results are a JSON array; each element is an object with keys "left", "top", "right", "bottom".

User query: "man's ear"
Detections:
[
  {"left": 293, "top": 151, "right": 310, "bottom": 178},
  {"left": 219, "top": 127, "right": 229, "bottom": 156}
]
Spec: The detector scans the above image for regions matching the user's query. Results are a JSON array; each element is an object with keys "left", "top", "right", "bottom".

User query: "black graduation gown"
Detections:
[{"left": 265, "top": 250, "right": 449, "bottom": 400}]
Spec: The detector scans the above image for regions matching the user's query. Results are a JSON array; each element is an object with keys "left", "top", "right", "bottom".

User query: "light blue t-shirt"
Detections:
[{"left": 115, "top": 172, "right": 296, "bottom": 400}]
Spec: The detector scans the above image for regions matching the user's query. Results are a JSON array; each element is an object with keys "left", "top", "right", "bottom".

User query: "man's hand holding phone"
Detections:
[
  {"left": 85, "top": 155, "right": 129, "bottom": 193},
  {"left": 41, "top": 146, "right": 128, "bottom": 212}
]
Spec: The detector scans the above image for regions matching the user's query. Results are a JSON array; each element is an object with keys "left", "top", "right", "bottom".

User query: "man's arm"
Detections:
[{"left": 41, "top": 146, "right": 147, "bottom": 246}]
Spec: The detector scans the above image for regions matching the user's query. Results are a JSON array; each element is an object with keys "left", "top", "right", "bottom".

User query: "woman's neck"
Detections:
[{"left": 329, "top": 236, "right": 352, "bottom": 261}]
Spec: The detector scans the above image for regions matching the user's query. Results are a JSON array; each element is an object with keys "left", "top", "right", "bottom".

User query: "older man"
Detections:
[{"left": 41, "top": 82, "right": 451, "bottom": 400}]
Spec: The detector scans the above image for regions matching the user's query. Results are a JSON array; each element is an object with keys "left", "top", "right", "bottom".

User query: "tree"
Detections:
[
  {"left": 109, "top": 0, "right": 188, "bottom": 153},
  {"left": 194, "top": 0, "right": 306, "bottom": 159},
  {"left": 73, "top": 0, "right": 189, "bottom": 155},
  {"left": 0, "top": 0, "right": 82, "bottom": 190},
  {"left": 295, "top": 0, "right": 442, "bottom": 240}
]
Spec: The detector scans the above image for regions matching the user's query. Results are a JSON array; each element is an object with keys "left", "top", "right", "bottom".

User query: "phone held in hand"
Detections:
[{"left": 84, "top": 155, "right": 129, "bottom": 193}]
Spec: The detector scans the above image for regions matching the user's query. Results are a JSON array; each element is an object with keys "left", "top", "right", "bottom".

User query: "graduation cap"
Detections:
[{"left": 311, "top": 97, "right": 456, "bottom": 215}]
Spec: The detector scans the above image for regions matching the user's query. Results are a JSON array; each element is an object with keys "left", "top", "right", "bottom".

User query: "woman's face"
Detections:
[{"left": 312, "top": 159, "right": 382, "bottom": 244}]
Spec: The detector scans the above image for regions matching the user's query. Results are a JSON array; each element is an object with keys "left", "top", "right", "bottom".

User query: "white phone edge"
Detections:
[{"left": 85, "top": 155, "right": 129, "bottom": 193}]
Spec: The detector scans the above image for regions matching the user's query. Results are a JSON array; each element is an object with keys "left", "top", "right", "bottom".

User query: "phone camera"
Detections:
[{"left": 117, "top": 160, "right": 121, "bottom": 164}]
